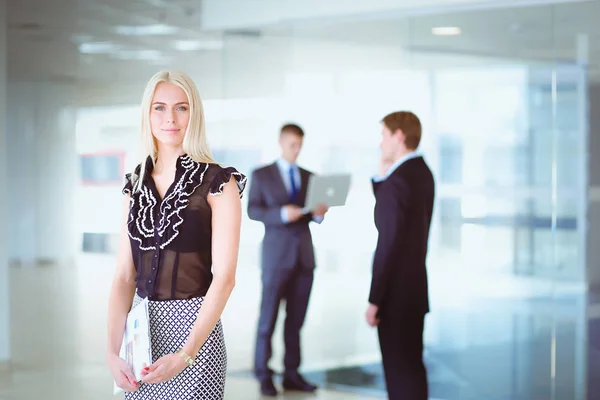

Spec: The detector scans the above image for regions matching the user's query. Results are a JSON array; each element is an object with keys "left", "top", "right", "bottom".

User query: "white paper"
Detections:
[{"left": 113, "top": 298, "right": 152, "bottom": 395}]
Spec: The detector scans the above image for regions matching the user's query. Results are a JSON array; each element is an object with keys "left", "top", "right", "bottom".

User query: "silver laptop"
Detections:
[{"left": 303, "top": 173, "right": 352, "bottom": 211}]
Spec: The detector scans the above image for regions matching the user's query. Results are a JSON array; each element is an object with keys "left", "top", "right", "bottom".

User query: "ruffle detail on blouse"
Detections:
[
  {"left": 126, "top": 155, "right": 209, "bottom": 251},
  {"left": 208, "top": 167, "right": 247, "bottom": 198}
]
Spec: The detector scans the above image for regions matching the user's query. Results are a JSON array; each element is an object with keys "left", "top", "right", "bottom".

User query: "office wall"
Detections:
[
  {"left": 587, "top": 83, "right": 600, "bottom": 285},
  {"left": 0, "top": 0, "right": 10, "bottom": 363},
  {"left": 6, "top": 81, "right": 78, "bottom": 263}
]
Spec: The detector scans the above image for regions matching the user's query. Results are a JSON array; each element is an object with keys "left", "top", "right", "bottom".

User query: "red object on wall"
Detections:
[{"left": 79, "top": 150, "right": 126, "bottom": 186}]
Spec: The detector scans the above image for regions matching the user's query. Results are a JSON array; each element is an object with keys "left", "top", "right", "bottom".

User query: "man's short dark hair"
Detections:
[
  {"left": 381, "top": 111, "right": 421, "bottom": 150},
  {"left": 280, "top": 123, "right": 304, "bottom": 138}
]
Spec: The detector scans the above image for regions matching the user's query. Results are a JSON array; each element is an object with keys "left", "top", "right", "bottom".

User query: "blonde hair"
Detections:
[{"left": 133, "top": 70, "right": 215, "bottom": 192}]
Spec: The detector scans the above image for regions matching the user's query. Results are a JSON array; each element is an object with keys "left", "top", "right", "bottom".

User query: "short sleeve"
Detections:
[
  {"left": 122, "top": 164, "right": 143, "bottom": 195},
  {"left": 208, "top": 166, "right": 247, "bottom": 198},
  {"left": 122, "top": 173, "right": 133, "bottom": 195}
]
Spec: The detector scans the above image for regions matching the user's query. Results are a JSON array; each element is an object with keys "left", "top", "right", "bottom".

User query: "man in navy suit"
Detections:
[
  {"left": 248, "top": 124, "right": 328, "bottom": 396},
  {"left": 366, "top": 111, "right": 435, "bottom": 400}
]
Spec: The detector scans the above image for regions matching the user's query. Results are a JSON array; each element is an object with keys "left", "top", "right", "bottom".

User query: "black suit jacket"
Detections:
[
  {"left": 247, "top": 162, "right": 316, "bottom": 271},
  {"left": 369, "top": 156, "right": 435, "bottom": 317}
]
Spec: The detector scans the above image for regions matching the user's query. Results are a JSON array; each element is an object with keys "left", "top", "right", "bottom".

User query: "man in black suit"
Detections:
[
  {"left": 248, "top": 123, "right": 328, "bottom": 396},
  {"left": 366, "top": 111, "right": 435, "bottom": 400}
]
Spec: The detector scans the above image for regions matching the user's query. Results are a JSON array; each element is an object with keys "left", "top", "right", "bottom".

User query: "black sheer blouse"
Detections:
[{"left": 122, "top": 154, "right": 246, "bottom": 301}]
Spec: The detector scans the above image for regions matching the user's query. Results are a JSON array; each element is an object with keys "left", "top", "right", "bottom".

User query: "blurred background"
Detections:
[{"left": 1, "top": 0, "right": 600, "bottom": 399}]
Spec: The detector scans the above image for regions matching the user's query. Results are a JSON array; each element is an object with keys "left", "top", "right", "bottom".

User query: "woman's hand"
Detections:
[
  {"left": 140, "top": 353, "right": 189, "bottom": 384},
  {"left": 107, "top": 353, "right": 139, "bottom": 392}
]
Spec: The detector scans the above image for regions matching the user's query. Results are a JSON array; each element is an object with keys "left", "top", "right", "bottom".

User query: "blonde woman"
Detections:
[{"left": 106, "top": 70, "right": 246, "bottom": 399}]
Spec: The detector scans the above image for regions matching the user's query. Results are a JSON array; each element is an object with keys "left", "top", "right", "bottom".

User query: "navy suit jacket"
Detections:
[
  {"left": 369, "top": 156, "right": 435, "bottom": 317},
  {"left": 247, "top": 162, "right": 316, "bottom": 271}
]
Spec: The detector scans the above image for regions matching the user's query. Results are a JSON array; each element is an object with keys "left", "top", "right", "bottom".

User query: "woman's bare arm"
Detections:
[
  {"left": 182, "top": 177, "right": 241, "bottom": 357},
  {"left": 106, "top": 194, "right": 139, "bottom": 391},
  {"left": 107, "top": 195, "right": 137, "bottom": 357}
]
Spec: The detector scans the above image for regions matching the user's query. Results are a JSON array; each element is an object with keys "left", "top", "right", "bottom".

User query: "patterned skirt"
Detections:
[{"left": 124, "top": 294, "right": 227, "bottom": 400}]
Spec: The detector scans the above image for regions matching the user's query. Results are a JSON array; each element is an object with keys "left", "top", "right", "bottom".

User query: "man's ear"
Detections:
[{"left": 393, "top": 129, "right": 406, "bottom": 145}]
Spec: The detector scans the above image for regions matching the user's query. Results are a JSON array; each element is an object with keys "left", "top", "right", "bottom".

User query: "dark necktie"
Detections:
[{"left": 289, "top": 166, "right": 298, "bottom": 203}]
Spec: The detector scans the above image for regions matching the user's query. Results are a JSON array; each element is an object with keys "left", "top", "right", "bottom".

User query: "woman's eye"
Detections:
[
  {"left": 177, "top": 106, "right": 188, "bottom": 112},
  {"left": 154, "top": 105, "right": 165, "bottom": 111}
]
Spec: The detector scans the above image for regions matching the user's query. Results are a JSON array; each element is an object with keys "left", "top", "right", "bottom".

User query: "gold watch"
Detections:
[{"left": 176, "top": 349, "right": 194, "bottom": 367}]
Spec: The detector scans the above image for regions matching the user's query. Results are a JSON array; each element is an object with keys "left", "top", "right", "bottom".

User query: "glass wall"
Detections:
[{"left": 211, "top": 2, "right": 592, "bottom": 399}]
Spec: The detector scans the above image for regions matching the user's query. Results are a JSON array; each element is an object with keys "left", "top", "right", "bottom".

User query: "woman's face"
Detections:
[{"left": 150, "top": 82, "right": 191, "bottom": 148}]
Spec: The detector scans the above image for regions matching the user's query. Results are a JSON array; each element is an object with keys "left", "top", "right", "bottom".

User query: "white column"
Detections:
[
  {"left": 0, "top": 0, "right": 11, "bottom": 363},
  {"left": 36, "top": 82, "right": 78, "bottom": 262},
  {"left": 7, "top": 81, "right": 78, "bottom": 264},
  {"left": 6, "top": 82, "right": 38, "bottom": 263}
]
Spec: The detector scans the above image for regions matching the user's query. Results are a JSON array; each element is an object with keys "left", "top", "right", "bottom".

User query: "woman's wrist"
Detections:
[
  {"left": 176, "top": 348, "right": 195, "bottom": 367},
  {"left": 181, "top": 344, "right": 198, "bottom": 359}
]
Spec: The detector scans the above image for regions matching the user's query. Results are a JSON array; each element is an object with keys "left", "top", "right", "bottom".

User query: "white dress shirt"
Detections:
[
  {"left": 373, "top": 151, "right": 422, "bottom": 182},
  {"left": 276, "top": 158, "right": 323, "bottom": 224}
]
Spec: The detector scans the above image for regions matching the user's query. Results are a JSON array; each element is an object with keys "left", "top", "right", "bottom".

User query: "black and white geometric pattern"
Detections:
[{"left": 125, "top": 294, "right": 227, "bottom": 400}]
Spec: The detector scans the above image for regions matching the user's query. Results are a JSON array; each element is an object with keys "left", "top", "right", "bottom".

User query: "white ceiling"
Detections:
[
  {"left": 263, "top": 1, "right": 600, "bottom": 75},
  {"left": 6, "top": 0, "right": 600, "bottom": 88},
  {"left": 8, "top": 0, "right": 220, "bottom": 83}
]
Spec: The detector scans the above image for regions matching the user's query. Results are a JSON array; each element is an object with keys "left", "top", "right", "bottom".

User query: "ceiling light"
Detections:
[
  {"left": 432, "top": 27, "right": 461, "bottom": 36},
  {"left": 173, "top": 40, "right": 223, "bottom": 51},
  {"left": 115, "top": 24, "right": 179, "bottom": 36},
  {"left": 79, "top": 42, "right": 120, "bottom": 54}
]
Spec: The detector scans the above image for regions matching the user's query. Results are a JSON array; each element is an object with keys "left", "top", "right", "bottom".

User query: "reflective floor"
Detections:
[
  {"left": 231, "top": 308, "right": 594, "bottom": 400},
  {"left": 0, "top": 256, "right": 381, "bottom": 400},
  {"left": 0, "top": 251, "right": 596, "bottom": 399}
]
